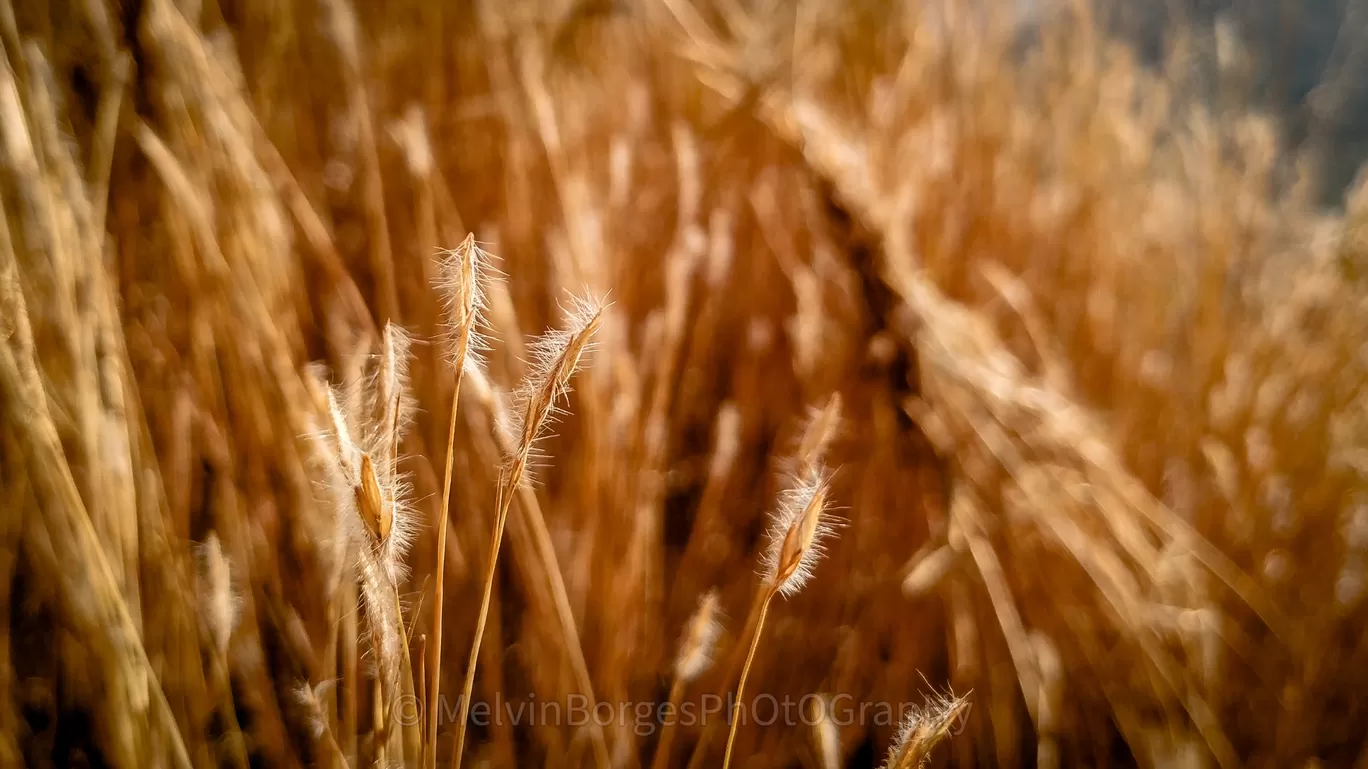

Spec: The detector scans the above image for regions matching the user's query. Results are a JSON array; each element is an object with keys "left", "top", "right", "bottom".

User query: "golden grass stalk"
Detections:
[
  {"left": 451, "top": 294, "right": 604, "bottom": 769},
  {"left": 428, "top": 233, "right": 492, "bottom": 769},
  {"left": 722, "top": 468, "right": 838, "bottom": 769},
  {"left": 652, "top": 589, "right": 722, "bottom": 769}
]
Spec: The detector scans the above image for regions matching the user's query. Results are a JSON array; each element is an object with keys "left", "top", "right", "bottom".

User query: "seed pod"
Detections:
[{"left": 357, "top": 453, "right": 390, "bottom": 543}]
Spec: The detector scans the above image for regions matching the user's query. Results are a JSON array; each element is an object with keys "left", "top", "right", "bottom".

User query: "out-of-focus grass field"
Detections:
[{"left": 2, "top": 0, "right": 1367, "bottom": 767}]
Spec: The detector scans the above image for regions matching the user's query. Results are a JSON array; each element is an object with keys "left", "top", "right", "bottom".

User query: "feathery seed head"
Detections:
[
  {"left": 318, "top": 353, "right": 418, "bottom": 587},
  {"left": 762, "top": 467, "right": 839, "bottom": 598},
  {"left": 503, "top": 292, "right": 606, "bottom": 476},
  {"left": 675, "top": 589, "right": 723, "bottom": 683},
  {"left": 527, "top": 293, "right": 605, "bottom": 397},
  {"left": 380, "top": 321, "right": 413, "bottom": 435},
  {"left": 326, "top": 385, "right": 359, "bottom": 484},
  {"left": 435, "top": 233, "right": 496, "bottom": 372},
  {"left": 882, "top": 691, "right": 971, "bottom": 769}
]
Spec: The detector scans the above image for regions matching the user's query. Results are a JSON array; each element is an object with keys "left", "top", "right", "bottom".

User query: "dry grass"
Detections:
[{"left": 2, "top": 0, "right": 1368, "bottom": 767}]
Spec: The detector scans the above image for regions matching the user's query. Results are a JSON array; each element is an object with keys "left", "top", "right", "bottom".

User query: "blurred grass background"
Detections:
[{"left": 2, "top": 0, "right": 1368, "bottom": 767}]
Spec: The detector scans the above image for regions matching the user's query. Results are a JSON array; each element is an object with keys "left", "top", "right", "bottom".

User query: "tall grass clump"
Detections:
[{"left": 1, "top": 0, "right": 1367, "bottom": 767}]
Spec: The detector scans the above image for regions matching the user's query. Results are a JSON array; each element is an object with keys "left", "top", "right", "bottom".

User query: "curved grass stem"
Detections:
[
  {"left": 428, "top": 343, "right": 468, "bottom": 768},
  {"left": 722, "top": 587, "right": 776, "bottom": 769}
]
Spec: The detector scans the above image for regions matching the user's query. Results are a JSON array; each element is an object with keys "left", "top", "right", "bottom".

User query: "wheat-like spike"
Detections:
[
  {"left": 321, "top": 384, "right": 417, "bottom": 590},
  {"left": 196, "top": 532, "right": 239, "bottom": 656},
  {"left": 725, "top": 436, "right": 842, "bottom": 769},
  {"left": 374, "top": 321, "right": 421, "bottom": 580},
  {"left": 326, "top": 385, "right": 360, "bottom": 486},
  {"left": 881, "top": 691, "right": 971, "bottom": 769},
  {"left": 675, "top": 589, "right": 723, "bottom": 683},
  {"left": 761, "top": 467, "right": 840, "bottom": 598},
  {"left": 502, "top": 292, "right": 605, "bottom": 467},
  {"left": 435, "top": 233, "right": 496, "bottom": 372},
  {"left": 380, "top": 321, "right": 415, "bottom": 454},
  {"left": 307, "top": 378, "right": 362, "bottom": 619},
  {"left": 317, "top": 360, "right": 415, "bottom": 714},
  {"left": 320, "top": 383, "right": 367, "bottom": 590},
  {"left": 429, "top": 233, "right": 502, "bottom": 769},
  {"left": 376, "top": 325, "right": 420, "bottom": 586},
  {"left": 193, "top": 530, "right": 250, "bottom": 769},
  {"left": 451, "top": 293, "right": 604, "bottom": 769},
  {"left": 320, "top": 327, "right": 420, "bottom": 588}
]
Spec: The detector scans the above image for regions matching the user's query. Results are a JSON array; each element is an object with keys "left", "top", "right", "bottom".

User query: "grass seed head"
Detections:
[
  {"left": 763, "top": 467, "right": 839, "bottom": 598},
  {"left": 882, "top": 691, "right": 971, "bottom": 769},
  {"left": 504, "top": 292, "right": 606, "bottom": 477},
  {"left": 380, "top": 321, "right": 414, "bottom": 442},
  {"left": 435, "top": 233, "right": 497, "bottom": 374}
]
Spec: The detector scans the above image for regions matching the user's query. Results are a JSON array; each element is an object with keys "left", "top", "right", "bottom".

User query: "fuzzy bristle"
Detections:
[{"left": 357, "top": 551, "right": 404, "bottom": 692}]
